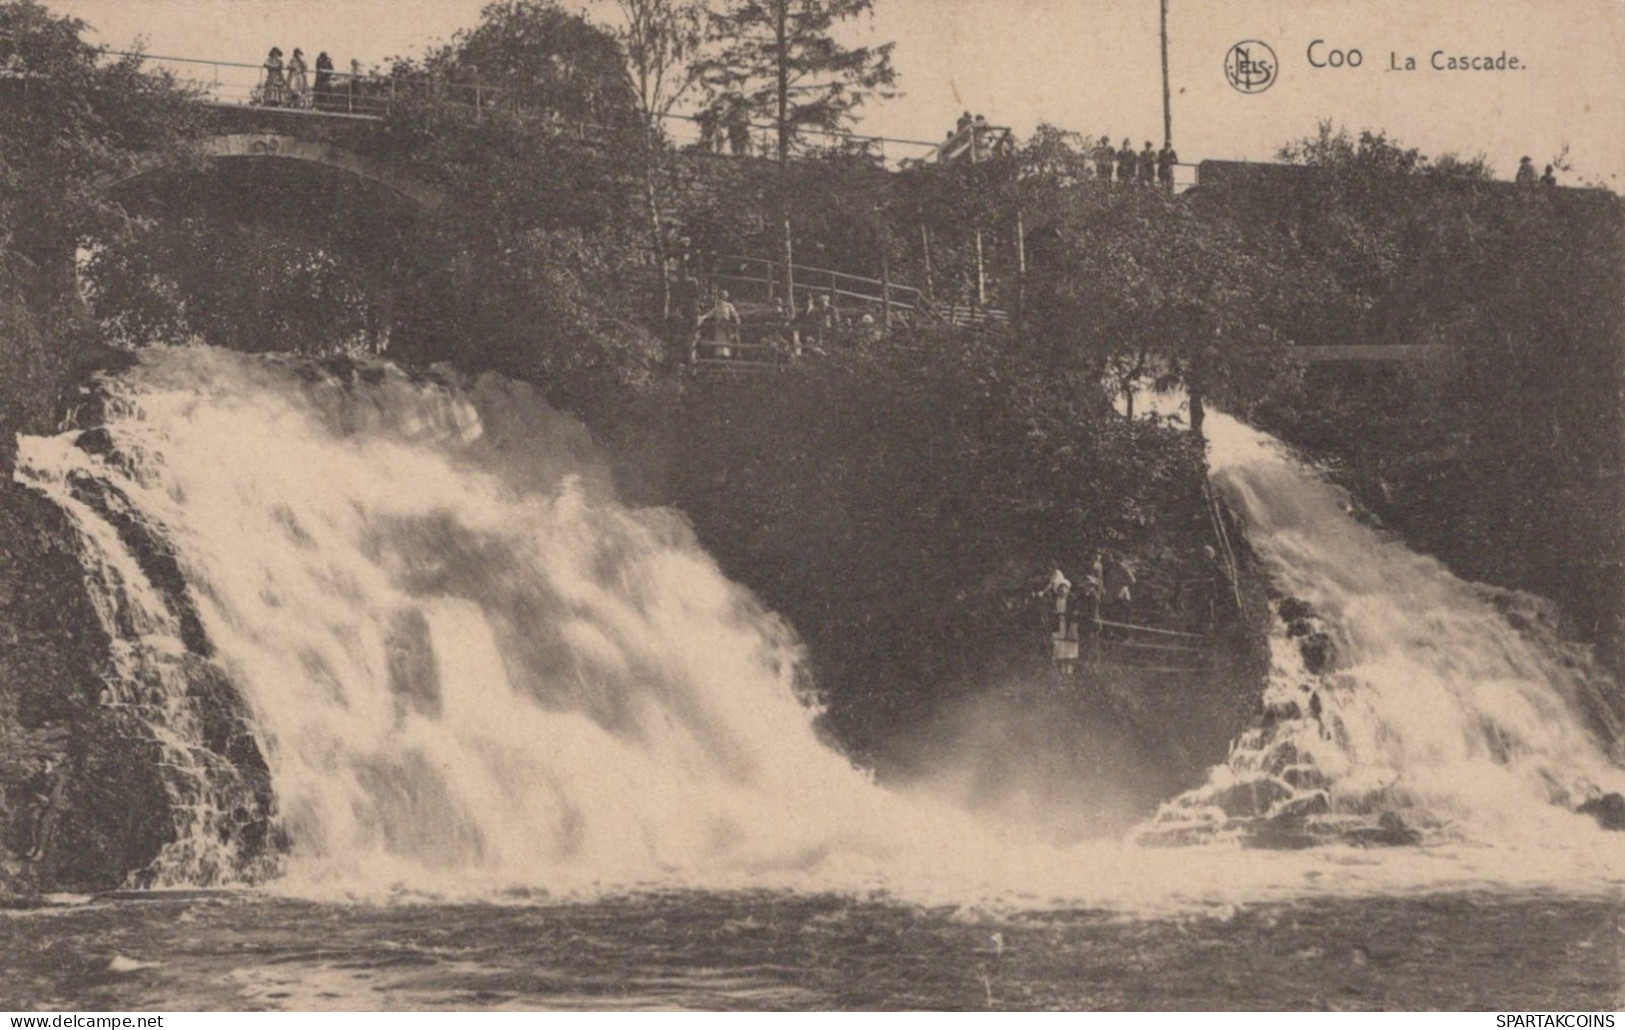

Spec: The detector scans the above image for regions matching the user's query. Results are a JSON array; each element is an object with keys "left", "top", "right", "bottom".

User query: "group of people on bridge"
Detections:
[
  {"left": 259, "top": 47, "right": 381, "bottom": 113},
  {"left": 685, "top": 286, "right": 882, "bottom": 364},
  {"left": 667, "top": 240, "right": 890, "bottom": 366},
  {"left": 1034, "top": 555, "right": 1138, "bottom": 675},
  {"left": 694, "top": 100, "right": 758, "bottom": 157},
  {"left": 1515, "top": 156, "right": 1559, "bottom": 187},
  {"left": 937, "top": 111, "right": 1016, "bottom": 164},
  {"left": 1095, "top": 136, "right": 1180, "bottom": 191},
  {"left": 1032, "top": 544, "right": 1234, "bottom": 676}
]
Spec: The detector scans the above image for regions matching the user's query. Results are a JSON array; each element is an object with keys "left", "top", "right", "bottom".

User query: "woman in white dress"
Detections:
[{"left": 286, "top": 48, "right": 309, "bottom": 108}]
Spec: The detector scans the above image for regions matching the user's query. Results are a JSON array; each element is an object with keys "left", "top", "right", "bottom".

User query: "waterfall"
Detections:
[
  {"left": 13, "top": 352, "right": 1623, "bottom": 903},
  {"left": 1141, "top": 412, "right": 1625, "bottom": 848},
  {"left": 15, "top": 347, "right": 930, "bottom": 893}
]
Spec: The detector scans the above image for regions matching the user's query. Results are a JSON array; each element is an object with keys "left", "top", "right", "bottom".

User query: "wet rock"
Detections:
[
  {"left": 1263, "top": 742, "right": 1300, "bottom": 775},
  {"left": 62, "top": 472, "right": 211, "bottom": 658},
  {"left": 1211, "top": 778, "right": 1293, "bottom": 818},
  {"left": 1277, "top": 597, "right": 1315, "bottom": 623},
  {"left": 73, "top": 426, "right": 115, "bottom": 458},
  {"left": 1242, "top": 818, "right": 1319, "bottom": 850},
  {"left": 1281, "top": 765, "right": 1330, "bottom": 791},
  {"left": 1299, "top": 632, "right": 1335, "bottom": 674},
  {"left": 1343, "top": 811, "right": 1421, "bottom": 847},
  {"left": 0, "top": 477, "right": 276, "bottom": 893},
  {"left": 1577, "top": 793, "right": 1625, "bottom": 831},
  {"left": 1261, "top": 700, "right": 1302, "bottom": 727},
  {"left": 1271, "top": 791, "right": 1331, "bottom": 819}
]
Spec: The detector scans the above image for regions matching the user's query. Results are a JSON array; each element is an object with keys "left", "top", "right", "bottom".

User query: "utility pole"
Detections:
[
  {"left": 1015, "top": 208, "right": 1026, "bottom": 325},
  {"left": 777, "top": 0, "right": 795, "bottom": 308},
  {"left": 877, "top": 204, "right": 892, "bottom": 328},
  {"left": 974, "top": 229, "right": 986, "bottom": 308},
  {"left": 1160, "top": 0, "right": 1172, "bottom": 145}
]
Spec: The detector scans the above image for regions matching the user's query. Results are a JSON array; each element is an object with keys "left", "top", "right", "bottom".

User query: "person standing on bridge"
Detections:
[
  {"left": 700, "top": 290, "right": 741, "bottom": 358},
  {"left": 262, "top": 47, "right": 287, "bottom": 107},
  {"left": 1094, "top": 135, "right": 1115, "bottom": 183},
  {"left": 1103, "top": 552, "right": 1136, "bottom": 627},
  {"left": 348, "top": 58, "right": 368, "bottom": 115},
  {"left": 1116, "top": 138, "right": 1136, "bottom": 187},
  {"left": 807, "top": 293, "right": 841, "bottom": 347},
  {"left": 1081, "top": 557, "right": 1104, "bottom": 662},
  {"left": 1138, "top": 141, "right": 1157, "bottom": 186},
  {"left": 1036, "top": 568, "right": 1077, "bottom": 674},
  {"left": 1157, "top": 141, "right": 1178, "bottom": 193},
  {"left": 314, "top": 52, "right": 335, "bottom": 111},
  {"left": 287, "top": 48, "right": 310, "bottom": 109}
]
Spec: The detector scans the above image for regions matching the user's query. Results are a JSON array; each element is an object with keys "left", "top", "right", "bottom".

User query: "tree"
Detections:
[
  {"left": 0, "top": 1, "right": 200, "bottom": 443},
  {"left": 0, "top": 1, "right": 200, "bottom": 291},
  {"left": 698, "top": 0, "right": 898, "bottom": 165},
  {"left": 672, "top": 336, "right": 1211, "bottom": 750},
  {"left": 413, "top": 0, "right": 638, "bottom": 128},
  {"left": 695, "top": 0, "right": 897, "bottom": 307},
  {"left": 1022, "top": 185, "right": 1292, "bottom": 422},
  {"left": 1241, "top": 123, "right": 1625, "bottom": 674},
  {"left": 599, "top": 0, "right": 710, "bottom": 318},
  {"left": 610, "top": 0, "right": 709, "bottom": 132}
]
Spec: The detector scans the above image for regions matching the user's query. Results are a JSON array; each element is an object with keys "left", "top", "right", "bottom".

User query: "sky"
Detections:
[{"left": 44, "top": 0, "right": 1625, "bottom": 186}]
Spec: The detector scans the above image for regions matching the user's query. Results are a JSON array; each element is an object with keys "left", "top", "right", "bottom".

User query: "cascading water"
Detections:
[
  {"left": 12, "top": 351, "right": 1625, "bottom": 906},
  {"left": 14, "top": 346, "right": 951, "bottom": 894},
  {"left": 1142, "top": 411, "right": 1625, "bottom": 849}
]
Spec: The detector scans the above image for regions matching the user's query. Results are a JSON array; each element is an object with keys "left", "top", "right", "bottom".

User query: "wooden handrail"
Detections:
[
  {"left": 1100, "top": 637, "right": 1207, "bottom": 655},
  {"left": 1092, "top": 617, "right": 1208, "bottom": 640},
  {"left": 705, "top": 252, "right": 921, "bottom": 298},
  {"left": 1203, "top": 483, "right": 1247, "bottom": 611}
]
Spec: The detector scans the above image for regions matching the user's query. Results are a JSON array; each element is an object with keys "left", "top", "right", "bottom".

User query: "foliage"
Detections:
[
  {"left": 85, "top": 216, "right": 391, "bottom": 353},
  {"left": 672, "top": 337, "right": 1211, "bottom": 744},
  {"left": 76, "top": 0, "right": 667, "bottom": 414},
  {"left": 0, "top": 0, "right": 202, "bottom": 286},
  {"left": 409, "top": 0, "right": 638, "bottom": 129},
  {"left": 1244, "top": 124, "right": 1625, "bottom": 662},
  {"left": 0, "top": 0, "right": 201, "bottom": 447},
  {"left": 608, "top": 0, "right": 710, "bottom": 133},
  {"left": 696, "top": 0, "right": 897, "bottom": 161}
]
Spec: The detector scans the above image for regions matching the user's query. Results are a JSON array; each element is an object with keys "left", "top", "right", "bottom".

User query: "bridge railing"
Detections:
[
  {"left": 658, "top": 114, "right": 943, "bottom": 169},
  {"left": 930, "top": 122, "right": 1016, "bottom": 165},
  {"left": 105, "top": 50, "right": 390, "bottom": 117},
  {"left": 101, "top": 50, "right": 948, "bottom": 166},
  {"left": 701, "top": 253, "right": 921, "bottom": 314},
  {"left": 697, "top": 252, "right": 1011, "bottom": 333},
  {"left": 102, "top": 49, "right": 1210, "bottom": 185}
]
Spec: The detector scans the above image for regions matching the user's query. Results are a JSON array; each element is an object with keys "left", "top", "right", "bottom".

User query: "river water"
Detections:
[{"left": 6, "top": 347, "right": 1624, "bottom": 1010}]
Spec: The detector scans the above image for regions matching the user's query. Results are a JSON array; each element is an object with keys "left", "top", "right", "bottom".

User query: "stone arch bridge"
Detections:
[{"left": 102, "top": 132, "right": 442, "bottom": 212}]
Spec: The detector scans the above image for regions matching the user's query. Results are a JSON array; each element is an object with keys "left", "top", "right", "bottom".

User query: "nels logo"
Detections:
[{"left": 1224, "top": 40, "right": 1277, "bottom": 94}]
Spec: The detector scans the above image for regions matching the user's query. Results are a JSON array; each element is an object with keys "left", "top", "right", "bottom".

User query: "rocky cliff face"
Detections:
[
  {"left": 0, "top": 479, "right": 174, "bottom": 892},
  {"left": 0, "top": 352, "right": 278, "bottom": 893}
]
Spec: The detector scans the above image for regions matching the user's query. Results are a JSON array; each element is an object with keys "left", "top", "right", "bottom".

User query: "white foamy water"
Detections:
[
  {"left": 1145, "top": 411, "right": 1625, "bottom": 850},
  {"left": 13, "top": 352, "right": 1625, "bottom": 912}
]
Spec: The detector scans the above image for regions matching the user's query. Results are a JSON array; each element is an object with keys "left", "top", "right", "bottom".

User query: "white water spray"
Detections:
[
  {"left": 14, "top": 355, "right": 1624, "bottom": 905},
  {"left": 17, "top": 348, "right": 959, "bottom": 893},
  {"left": 1145, "top": 412, "right": 1625, "bottom": 847}
]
